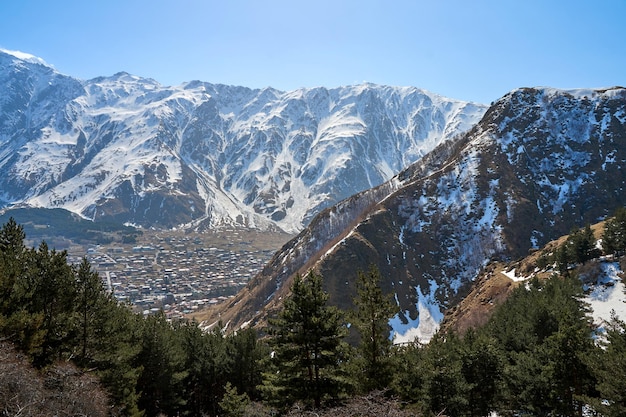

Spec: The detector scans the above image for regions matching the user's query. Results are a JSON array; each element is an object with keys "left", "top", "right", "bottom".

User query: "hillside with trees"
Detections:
[{"left": 1, "top": 214, "right": 626, "bottom": 416}]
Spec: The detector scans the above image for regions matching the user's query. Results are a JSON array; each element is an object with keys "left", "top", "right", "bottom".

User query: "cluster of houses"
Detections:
[{"left": 68, "top": 233, "right": 276, "bottom": 320}]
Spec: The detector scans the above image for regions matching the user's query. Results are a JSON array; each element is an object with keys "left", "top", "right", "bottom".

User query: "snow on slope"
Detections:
[
  {"left": 503, "top": 260, "right": 626, "bottom": 329},
  {"left": 0, "top": 50, "right": 487, "bottom": 232},
  {"left": 391, "top": 280, "right": 444, "bottom": 344},
  {"left": 189, "top": 82, "right": 626, "bottom": 335},
  {"left": 584, "top": 261, "right": 626, "bottom": 328},
  {"left": 301, "top": 86, "right": 626, "bottom": 344}
]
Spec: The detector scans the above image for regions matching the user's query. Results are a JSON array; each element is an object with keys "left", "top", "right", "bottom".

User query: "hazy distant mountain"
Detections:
[
  {"left": 0, "top": 49, "right": 486, "bottom": 233},
  {"left": 203, "top": 86, "right": 626, "bottom": 342}
]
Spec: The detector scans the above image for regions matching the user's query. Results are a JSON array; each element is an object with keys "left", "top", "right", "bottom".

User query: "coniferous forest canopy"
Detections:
[{"left": 1, "top": 215, "right": 626, "bottom": 416}]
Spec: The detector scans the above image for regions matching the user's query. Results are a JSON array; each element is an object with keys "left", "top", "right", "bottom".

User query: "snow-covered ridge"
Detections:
[
  {"left": 0, "top": 50, "right": 487, "bottom": 232},
  {"left": 524, "top": 86, "right": 625, "bottom": 99},
  {"left": 0, "top": 48, "right": 50, "bottom": 66}
]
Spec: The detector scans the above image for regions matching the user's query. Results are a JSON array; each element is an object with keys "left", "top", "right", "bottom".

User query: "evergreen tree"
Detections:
[
  {"left": 21, "top": 242, "right": 78, "bottom": 367},
  {"left": 219, "top": 382, "right": 250, "bottom": 417},
  {"left": 181, "top": 321, "right": 214, "bottom": 415},
  {"left": 94, "top": 303, "right": 143, "bottom": 416},
  {"left": 543, "top": 315, "right": 595, "bottom": 416},
  {"left": 419, "top": 333, "right": 469, "bottom": 416},
  {"left": 72, "top": 259, "right": 145, "bottom": 416},
  {"left": 75, "top": 257, "right": 112, "bottom": 366},
  {"left": 263, "top": 271, "right": 348, "bottom": 409},
  {"left": 565, "top": 225, "right": 597, "bottom": 265},
  {"left": 180, "top": 321, "right": 232, "bottom": 416},
  {"left": 227, "top": 327, "right": 265, "bottom": 399},
  {"left": 0, "top": 218, "right": 26, "bottom": 317},
  {"left": 586, "top": 314, "right": 626, "bottom": 417},
  {"left": 0, "top": 217, "right": 26, "bottom": 255},
  {"left": 555, "top": 245, "right": 570, "bottom": 276},
  {"left": 487, "top": 277, "right": 543, "bottom": 353},
  {"left": 136, "top": 312, "right": 187, "bottom": 416},
  {"left": 390, "top": 341, "right": 426, "bottom": 402},
  {"left": 489, "top": 275, "right": 595, "bottom": 416},
  {"left": 350, "top": 264, "right": 398, "bottom": 392},
  {"left": 0, "top": 218, "right": 39, "bottom": 352},
  {"left": 602, "top": 206, "right": 626, "bottom": 256},
  {"left": 460, "top": 329, "right": 504, "bottom": 417},
  {"left": 0, "top": 220, "right": 143, "bottom": 415}
]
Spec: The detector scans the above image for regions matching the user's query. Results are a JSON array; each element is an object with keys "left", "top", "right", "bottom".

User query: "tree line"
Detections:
[
  {"left": 0, "top": 218, "right": 264, "bottom": 416},
  {"left": 1, "top": 208, "right": 626, "bottom": 416}
]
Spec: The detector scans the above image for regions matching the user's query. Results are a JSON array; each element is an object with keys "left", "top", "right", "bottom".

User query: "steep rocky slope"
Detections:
[
  {"left": 441, "top": 221, "right": 626, "bottom": 336},
  {"left": 202, "top": 87, "right": 626, "bottom": 342}
]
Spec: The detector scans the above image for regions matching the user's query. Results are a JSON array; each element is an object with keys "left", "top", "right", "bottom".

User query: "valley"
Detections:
[
  {"left": 1, "top": 46, "right": 626, "bottom": 416},
  {"left": 25, "top": 226, "right": 292, "bottom": 319},
  {"left": 1, "top": 48, "right": 625, "bottom": 348}
]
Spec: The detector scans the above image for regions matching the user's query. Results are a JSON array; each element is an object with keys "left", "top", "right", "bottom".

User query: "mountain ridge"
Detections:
[
  {"left": 0, "top": 50, "right": 486, "bottom": 233},
  {"left": 198, "top": 86, "right": 626, "bottom": 342},
  {"left": 4, "top": 49, "right": 625, "bottom": 343}
]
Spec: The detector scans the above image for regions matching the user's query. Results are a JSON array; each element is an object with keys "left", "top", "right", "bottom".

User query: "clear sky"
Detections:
[{"left": 1, "top": 0, "right": 624, "bottom": 104}]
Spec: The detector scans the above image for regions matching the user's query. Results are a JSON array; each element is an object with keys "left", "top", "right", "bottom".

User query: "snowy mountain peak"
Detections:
[
  {"left": 0, "top": 49, "right": 51, "bottom": 67},
  {"left": 0, "top": 53, "right": 487, "bottom": 233}
]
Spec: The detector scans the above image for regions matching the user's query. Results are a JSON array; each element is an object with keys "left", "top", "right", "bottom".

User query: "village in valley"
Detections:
[{"left": 47, "top": 228, "right": 291, "bottom": 320}]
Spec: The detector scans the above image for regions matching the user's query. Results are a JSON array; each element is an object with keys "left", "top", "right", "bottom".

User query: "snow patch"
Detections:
[
  {"left": 390, "top": 281, "right": 443, "bottom": 344},
  {"left": 501, "top": 268, "right": 529, "bottom": 282},
  {"left": 584, "top": 262, "right": 626, "bottom": 327}
]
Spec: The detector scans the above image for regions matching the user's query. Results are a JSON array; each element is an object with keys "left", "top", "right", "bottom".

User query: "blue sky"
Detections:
[{"left": 1, "top": 0, "right": 624, "bottom": 104}]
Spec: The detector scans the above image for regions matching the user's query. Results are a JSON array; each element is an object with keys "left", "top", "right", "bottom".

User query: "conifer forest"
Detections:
[{"left": 1, "top": 214, "right": 626, "bottom": 416}]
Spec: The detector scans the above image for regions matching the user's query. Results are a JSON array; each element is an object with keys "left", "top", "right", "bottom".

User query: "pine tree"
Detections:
[
  {"left": 460, "top": 329, "right": 504, "bottom": 417},
  {"left": 219, "top": 382, "right": 250, "bottom": 417},
  {"left": 350, "top": 264, "right": 398, "bottom": 392},
  {"left": 555, "top": 245, "right": 570, "bottom": 276},
  {"left": 565, "top": 225, "right": 597, "bottom": 265},
  {"left": 94, "top": 303, "right": 143, "bottom": 416},
  {"left": 75, "top": 257, "right": 112, "bottom": 366},
  {"left": 0, "top": 218, "right": 27, "bottom": 317},
  {"left": 420, "top": 333, "right": 470, "bottom": 416},
  {"left": 136, "top": 312, "right": 188, "bottom": 416},
  {"left": 227, "top": 327, "right": 265, "bottom": 399},
  {"left": 489, "top": 275, "right": 595, "bottom": 416},
  {"left": 263, "top": 271, "right": 348, "bottom": 409},
  {"left": 180, "top": 321, "right": 233, "bottom": 416},
  {"left": 181, "top": 321, "right": 214, "bottom": 415},
  {"left": 602, "top": 206, "right": 626, "bottom": 256},
  {"left": 390, "top": 341, "right": 426, "bottom": 402},
  {"left": 543, "top": 317, "right": 595, "bottom": 416},
  {"left": 587, "top": 314, "right": 626, "bottom": 417},
  {"left": 0, "top": 218, "right": 34, "bottom": 349},
  {"left": 0, "top": 217, "right": 25, "bottom": 255},
  {"left": 22, "top": 242, "right": 78, "bottom": 367},
  {"left": 0, "top": 220, "right": 145, "bottom": 415}
]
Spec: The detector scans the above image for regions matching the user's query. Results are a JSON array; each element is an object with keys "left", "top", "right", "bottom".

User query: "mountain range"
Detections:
[
  {"left": 2, "top": 49, "right": 625, "bottom": 343},
  {"left": 0, "top": 49, "right": 485, "bottom": 233},
  {"left": 201, "top": 86, "right": 626, "bottom": 342}
]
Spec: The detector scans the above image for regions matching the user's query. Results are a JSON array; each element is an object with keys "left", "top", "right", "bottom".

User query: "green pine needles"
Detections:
[
  {"left": 2, "top": 216, "right": 626, "bottom": 416},
  {"left": 262, "top": 271, "right": 349, "bottom": 409}
]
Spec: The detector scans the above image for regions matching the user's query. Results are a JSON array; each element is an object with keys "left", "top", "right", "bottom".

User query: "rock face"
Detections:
[
  {"left": 0, "top": 50, "right": 485, "bottom": 233},
  {"left": 206, "top": 87, "right": 626, "bottom": 342}
]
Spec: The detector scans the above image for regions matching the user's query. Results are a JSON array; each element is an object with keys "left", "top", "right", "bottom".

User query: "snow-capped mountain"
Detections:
[
  {"left": 0, "top": 49, "right": 486, "bottom": 233},
  {"left": 204, "top": 86, "right": 626, "bottom": 340}
]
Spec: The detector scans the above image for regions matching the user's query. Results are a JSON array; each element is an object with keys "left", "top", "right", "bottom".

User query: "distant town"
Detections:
[{"left": 57, "top": 229, "right": 292, "bottom": 320}]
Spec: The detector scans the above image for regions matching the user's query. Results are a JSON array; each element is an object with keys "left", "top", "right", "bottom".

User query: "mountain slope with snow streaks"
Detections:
[{"left": 0, "top": 50, "right": 486, "bottom": 232}]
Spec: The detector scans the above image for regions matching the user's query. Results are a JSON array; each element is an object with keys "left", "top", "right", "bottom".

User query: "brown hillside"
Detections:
[{"left": 441, "top": 222, "right": 606, "bottom": 335}]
